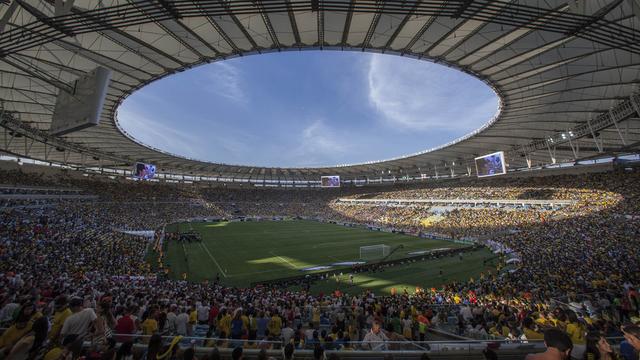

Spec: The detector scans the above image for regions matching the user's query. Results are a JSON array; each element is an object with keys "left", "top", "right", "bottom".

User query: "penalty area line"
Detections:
[
  {"left": 199, "top": 243, "right": 228, "bottom": 278},
  {"left": 269, "top": 250, "right": 297, "bottom": 270}
]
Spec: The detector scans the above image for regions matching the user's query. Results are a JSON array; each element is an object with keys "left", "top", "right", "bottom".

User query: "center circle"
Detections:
[{"left": 117, "top": 51, "right": 499, "bottom": 168}]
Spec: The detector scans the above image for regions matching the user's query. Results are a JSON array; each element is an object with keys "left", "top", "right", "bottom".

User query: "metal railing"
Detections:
[{"left": 87, "top": 332, "right": 548, "bottom": 353}]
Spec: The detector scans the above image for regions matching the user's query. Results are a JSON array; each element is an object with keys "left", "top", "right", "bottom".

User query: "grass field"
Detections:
[{"left": 159, "top": 220, "right": 496, "bottom": 294}]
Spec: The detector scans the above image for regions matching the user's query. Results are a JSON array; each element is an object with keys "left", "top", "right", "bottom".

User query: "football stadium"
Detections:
[{"left": 1, "top": 1, "right": 640, "bottom": 359}]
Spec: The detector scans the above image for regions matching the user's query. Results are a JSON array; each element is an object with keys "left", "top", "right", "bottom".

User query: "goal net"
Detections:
[{"left": 359, "top": 245, "right": 390, "bottom": 260}]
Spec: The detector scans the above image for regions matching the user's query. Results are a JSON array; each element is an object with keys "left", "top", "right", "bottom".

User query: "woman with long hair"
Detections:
[
  {"left": 144, "top": 334, "right": 163, "bottom": 360},
  {"left": 0, "top": 303, "right": 42, "bottom": 357},
  {"left": 115, "top": 341, "right": 134, "bottom": 360},
  {"left": 583, "top": 332, "right": 619, "bottom": 360},
  {"left": 566, "top": 311, "right": 587, "bottom": 359},
  {"left": 94, "top": 301, "right": 115, "bottom": 350},
  {"left": 6, "top": 316, "right": 49, "bottom": 360}
]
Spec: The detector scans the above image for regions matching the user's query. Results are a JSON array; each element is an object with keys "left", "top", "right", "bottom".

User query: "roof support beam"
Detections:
[
  {"left": 195, "top": 1, "right": 242, "bottom": 54},
  {"left": 218, "top": 0, "right": 260, "bottom": 51},
  {"left": 316, "top": 0, "right": 324, "bottom": 47},
  {"left": 382, "top": 1, "right": 419, "bottom": 50},
  {"left": 255, "top": 0, "right": 281, "bottom": 48},
  {"left": 401, "top": 14, "right": 437, "bottom": 55},
  {"left": 0, "top": 0, "right": 18, "bottom": 34},
  {"left": 362, "top": 1, "right": 384, "bottom": 49},
  {"left": 285, "top": 0, "right": 301, "bottom": 45},
  {"left": 340, "top": 0, "right": 355, "bottom": 46}
]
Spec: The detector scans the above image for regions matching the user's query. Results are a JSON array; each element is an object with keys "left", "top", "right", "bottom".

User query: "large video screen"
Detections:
[
  {"left": 134, "top": 162, "right": 156, "bottom": 180},
  {"left": 321, "top": 175, "right": 341, "bottom": 188},
  {"left": 475, "top": 151, "right": 506, "bottom": 178}
]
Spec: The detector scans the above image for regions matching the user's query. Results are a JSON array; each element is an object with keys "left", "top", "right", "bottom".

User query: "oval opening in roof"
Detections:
[{"left": 116, "top": 51, "right": 500, "bottom": 168}]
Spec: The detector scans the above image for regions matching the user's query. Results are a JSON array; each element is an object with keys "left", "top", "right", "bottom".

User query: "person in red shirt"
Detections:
[
  {"left": 209, "top": 303, "right": 219, "bottom": 327},
  {"left": 114, "top": 306, "right": 136, "bottom": 343}
]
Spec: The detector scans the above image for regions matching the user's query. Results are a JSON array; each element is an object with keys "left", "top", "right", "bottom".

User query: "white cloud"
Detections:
[
  {"left": 367, "top": 54, "right": 499, "bottom": 132},
  {"left": 285, "top": 119, "right": 352, "bottom": 167},
  {"left": 202, "top": 62, "right": 247, "bottom": 104},
  {"left": 116, "top": 105, "right": 205, "bottom": 160},
  {"left": 301, "top": 120, "right": 347, "bottom": 153},
  {"left": 118, "top": 98, "right": 268, "bottom": 165}
]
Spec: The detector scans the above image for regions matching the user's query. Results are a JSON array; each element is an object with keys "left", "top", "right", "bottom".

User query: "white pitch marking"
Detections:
[
  {"left": 199, "top": 243, "right": 228, "bottom": 278},
  {"left": 269, "top": 250, "right": 297, "bottom": 269}
]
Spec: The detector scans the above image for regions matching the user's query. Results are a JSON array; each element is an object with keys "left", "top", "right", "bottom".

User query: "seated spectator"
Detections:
[{"left": 5, "top": 316, "right": 49, "bottom": 360}]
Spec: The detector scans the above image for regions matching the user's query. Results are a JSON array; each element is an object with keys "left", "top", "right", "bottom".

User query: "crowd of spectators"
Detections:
[{"left": 0, "top": 167, "right": 639, "bottom": 359}]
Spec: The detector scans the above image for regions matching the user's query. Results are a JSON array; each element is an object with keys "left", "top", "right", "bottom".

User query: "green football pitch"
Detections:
[{"left": 157, "top": 220, "right": 497, "bottom": 295}]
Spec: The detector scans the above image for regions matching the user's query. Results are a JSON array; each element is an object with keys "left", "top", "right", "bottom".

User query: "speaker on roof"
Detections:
[{"left": 49, "top": 66, "right": 112, "bottom": 136}]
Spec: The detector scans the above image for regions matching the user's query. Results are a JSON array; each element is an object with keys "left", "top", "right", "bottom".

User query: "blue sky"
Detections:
[{"left": 117, "top": 51, "right": 499, "bottom": 168}]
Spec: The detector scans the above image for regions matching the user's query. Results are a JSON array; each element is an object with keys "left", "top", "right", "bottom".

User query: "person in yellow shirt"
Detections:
[
  {"left": 219, "top": 309, "right": 232, "bottom": 337},
  {"left": 48, "top": 296, "right": 72, "bottom": 343},
  {"left": 488, "top": 321, "right": 510, "bottom": 338},
  {"left": 189, "top": 305, "right": 197, "bottom": 325},
  {"left": 565, "top": 311, "right": 586, "bottom": 358},
  {"left": 311, "top": 306, "right": 320, "bottom": 329},
  {"left": 535, "top": 312, "right": 550, "bottom": 327},
  {"left": 141, "top": 308, "right": 159, "bottom": 344},
  {"left": 0, "top": 304, "right": 42, "bottom": 355},
  {"left": 241, "top": 313, "right": 250, "bottom": 331},
  {"left": 268, "top": 312, "right": 282, "bottom": 337},
  {"left": 522, "top": 318, "right": 544, "bottom": 340},
  {"left": 565, "top": 312, "right": 585, "bottom": 340}
]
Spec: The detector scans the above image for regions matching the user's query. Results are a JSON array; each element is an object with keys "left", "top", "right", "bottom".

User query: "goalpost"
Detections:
[{"left": 359, "top": 244, "right": 390, "bottom": 260}]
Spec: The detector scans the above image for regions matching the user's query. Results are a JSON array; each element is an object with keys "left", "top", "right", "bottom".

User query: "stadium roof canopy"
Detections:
[{"left": 1, "top": 0, "right": 640, "bottom": 183}]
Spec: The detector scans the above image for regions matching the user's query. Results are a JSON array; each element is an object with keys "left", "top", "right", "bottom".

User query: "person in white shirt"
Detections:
[
  {"left": 361, "top": 321, "right": 389, "bottom": 350},
  {"left": 60, "top": 297, "right": 97, "bottom": 341},
  {"left": 281, "top": 321, "right": 294, "bottom": 344},
  {"left": 175, "top": 307, "right": 190, "bottom": 336},
  {"left": 460, "top": 305, "right": 473, "bottom": 321},
  {"left": 197, "top": 302, "right": 209, "bottom": 325},
  {"left": 166, "top": 304, "right": 177, "bottom": 334},
  {"left": 304, "top": 322, "right": 315, "bottom": 342},
  {"left": 0, "top": 299, "right": 20, "bottom": 325}
]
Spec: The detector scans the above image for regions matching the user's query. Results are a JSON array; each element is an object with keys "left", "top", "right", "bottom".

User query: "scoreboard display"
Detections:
[
  {"left": 134, "top": 162, "right": 156, "bottom": 180},
  {"left": 321, "top": 176, "right": 340, "bottom": 187},
  {"left": 475, "top": 151, "right": 507, "bottom": 178}
]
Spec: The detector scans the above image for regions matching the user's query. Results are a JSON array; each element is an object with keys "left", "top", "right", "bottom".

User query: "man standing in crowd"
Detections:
[
  {"left": 525, "top": 328, "right": 573, "bottom": 360},
  {"left": 60, "top": 298, "right": 97, "bottom": 341},
  {"left": 362, "top": 321, "right": 389, "bottom": 350}
]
